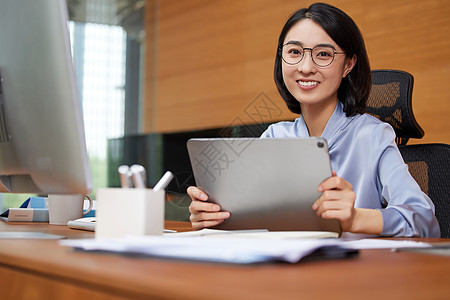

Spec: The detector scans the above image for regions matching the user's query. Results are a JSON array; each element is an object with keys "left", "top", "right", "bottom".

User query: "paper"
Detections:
[
  {"left": 167, "top": 228, "right": 339, "bottom": 239},
  {"left": 67, "top": 217, "right": 178, "bottom": 233},
  {"left": 341, "top": 239, "right": 431, "bottom": 250},
  {"left": 60, "top": 236, "right": 345, "bottom": 264},
  {"left": 397, "top": 242, "right": 450, "bottom": 256},
  {"left": 60, "top": 235, "right": 431, "bottom": 264}
]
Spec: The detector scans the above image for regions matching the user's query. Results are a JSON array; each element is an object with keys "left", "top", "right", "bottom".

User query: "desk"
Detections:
[{"left": 0, "top": 221, "right": 449, "bottom": 300}]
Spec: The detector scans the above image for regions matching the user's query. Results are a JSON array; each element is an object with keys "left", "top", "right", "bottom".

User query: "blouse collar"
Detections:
[{"left": 298, "top": 101, "right": 353, "bottom": 148}]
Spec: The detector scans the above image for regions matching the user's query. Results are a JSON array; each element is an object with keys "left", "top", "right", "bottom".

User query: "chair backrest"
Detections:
[
  {"left": 399, "top": 143, "right": 450, "bottom": 238},
  {"left": 366, "top": 70, "right": 447, "bottom": 237},
  {"left": 367, "top": 70, "right": 424, "bottom": 145}
]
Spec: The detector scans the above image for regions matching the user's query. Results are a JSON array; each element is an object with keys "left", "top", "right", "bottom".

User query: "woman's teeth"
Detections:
[{"left": 297, "top": 81, "right": 319, "bottom": 87}]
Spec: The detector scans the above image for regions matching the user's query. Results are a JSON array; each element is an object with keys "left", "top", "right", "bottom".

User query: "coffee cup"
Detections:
[{"left": 48, "top": 194, "right": 93, "bottom": 225}]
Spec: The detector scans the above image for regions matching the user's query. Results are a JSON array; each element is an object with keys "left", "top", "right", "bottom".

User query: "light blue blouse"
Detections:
[{"left": 260, "top": 101, "right": 440, "bottom": 237}]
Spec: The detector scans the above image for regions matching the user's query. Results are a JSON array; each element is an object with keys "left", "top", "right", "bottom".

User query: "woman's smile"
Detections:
[{"left": 297, "top": 79, "right": 320, "bottom": 89}]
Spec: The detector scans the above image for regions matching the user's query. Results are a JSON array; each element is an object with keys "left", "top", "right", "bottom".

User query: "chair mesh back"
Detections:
[
  {"left": 367, "top": 70, "right": 424, "bottom": 145},
  {"left": 399, "top": 143, "right": 450, "bottom": 238}
]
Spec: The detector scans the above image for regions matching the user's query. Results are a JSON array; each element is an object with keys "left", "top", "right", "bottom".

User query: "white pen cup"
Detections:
[
  {"left": 95, "top": 188, "right": 164, "bottom": 239},
  {"left": 48, "top": 194, "right": 93, "bottom": 225}
]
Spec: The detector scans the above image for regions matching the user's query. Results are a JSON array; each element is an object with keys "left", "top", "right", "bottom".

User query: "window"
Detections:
[{"left": 70, "top": 21, "right": 127, "bottom": 191}]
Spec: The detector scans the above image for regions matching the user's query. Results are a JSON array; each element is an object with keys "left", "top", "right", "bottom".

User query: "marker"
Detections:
[
  {"left": 118, "top": 165, "right": 131, "bottom": 188},
  {"left": 130, "top": 164, "right": 147, "bottom": 188},
  {"left": 153, "top": 171, "right": 174, "bottom": 191}
]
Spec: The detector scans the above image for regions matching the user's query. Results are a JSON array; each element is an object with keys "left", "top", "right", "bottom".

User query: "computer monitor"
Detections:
[{"left": 0, "top": 0, "right": 92, "bottom": 194}]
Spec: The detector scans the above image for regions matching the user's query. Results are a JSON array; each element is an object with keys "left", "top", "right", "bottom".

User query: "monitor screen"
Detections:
[{"left": 0, "top": 0, "right": 92, "bottom": 194}]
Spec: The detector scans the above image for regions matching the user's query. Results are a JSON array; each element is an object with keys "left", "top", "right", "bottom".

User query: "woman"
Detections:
[{"left": 188, "top": 3, "right": 440, "bottom": 237}]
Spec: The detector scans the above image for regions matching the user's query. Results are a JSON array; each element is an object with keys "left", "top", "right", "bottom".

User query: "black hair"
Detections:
[{"left": 274, "top": 2, "right": 371, "bottom": 116}]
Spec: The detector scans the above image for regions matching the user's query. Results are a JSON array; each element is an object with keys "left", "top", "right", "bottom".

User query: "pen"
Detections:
[
  {"left": 130, "top": 164, "right": 147, "bottom": 188},
  {"left": 118, "top": 165, "right": 131, "bottom": 188},
  {"left": 153, "top": 171, "right": 174, "bottom": 191}
]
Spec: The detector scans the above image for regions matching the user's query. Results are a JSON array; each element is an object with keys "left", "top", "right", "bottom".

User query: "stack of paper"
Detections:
[
  {"left": 60, "top": 232, "right": 431, "bottom": 264},
  {"left": 61, "top": 236, "right": 346, "bottom": 264}
]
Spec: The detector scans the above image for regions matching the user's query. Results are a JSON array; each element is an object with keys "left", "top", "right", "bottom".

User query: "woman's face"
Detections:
[{"left": 282, "top": 19, "right": 355, "bottom": 110}]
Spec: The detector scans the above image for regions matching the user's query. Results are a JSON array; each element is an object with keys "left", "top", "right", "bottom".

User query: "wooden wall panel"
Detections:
[{"left": 144, "top": 0, "right": 450, "bottom": 144}]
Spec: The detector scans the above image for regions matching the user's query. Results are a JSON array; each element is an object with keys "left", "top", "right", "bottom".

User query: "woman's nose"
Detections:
[{"left": 297, "top": 51, "right": 317, "bottom": 73}]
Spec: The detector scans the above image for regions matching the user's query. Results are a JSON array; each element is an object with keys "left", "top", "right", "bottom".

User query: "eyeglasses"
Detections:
[{"left": 281, "top": 43, "right": 346, "bottom": 67}]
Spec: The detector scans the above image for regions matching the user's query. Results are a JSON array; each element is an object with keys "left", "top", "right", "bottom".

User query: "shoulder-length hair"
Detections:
[{"left": 274, "top": 2, "right": 371, "bottom": 116}]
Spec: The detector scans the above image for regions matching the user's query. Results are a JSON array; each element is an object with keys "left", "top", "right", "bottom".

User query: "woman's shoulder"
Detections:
[
  {"left": 353, "top": 112, "right": 383, "bottom": 126},
  {"left": 350, "top": 113, "right": 396, "bottom": 143},
  {"left": 353, "top": 113, "right": 394, "bottom": 131}
]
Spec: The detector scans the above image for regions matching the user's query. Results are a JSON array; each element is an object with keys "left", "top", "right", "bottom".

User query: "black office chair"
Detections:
[
  {"left": 367, "top": 69, "right": 424, "bottom": 145},
  {"left": 398, "top": 144, "right": 450, "bottom": 238},
  {"left": 367, "top": 70, "right": 450, "bottom": 238}
]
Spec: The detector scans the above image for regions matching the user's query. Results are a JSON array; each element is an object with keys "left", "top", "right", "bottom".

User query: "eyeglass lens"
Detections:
[{"left": 282, "top": 45, "right": 336, "bottom": 67}]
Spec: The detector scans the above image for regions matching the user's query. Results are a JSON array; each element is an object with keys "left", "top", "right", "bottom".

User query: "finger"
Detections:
[
  {"left": 313, "top": 189, "right": 354, "bottom": 211},
  {"left": 318, "top": 176, "right": 352, "bottom": 192},
  {"left": 189, "top": 211, "right": 230, "bottom": 223},
  {"left": 315, "top": 197, "right": 352, "bottom": 216},
  {"left": 321, "top": 190, "right": 347, "bottom": 201},
  {"left": 313, "top": 189, "right": 339, "bottom": 211},
  {"left": 189, "top": 200, "right": 221, "bottom": 214},
  {"left": 192, "top": 219, "right": 226, "bottom": 230},
  {"left": 187, "top": 186, "right": 208, "bottom": 201}
]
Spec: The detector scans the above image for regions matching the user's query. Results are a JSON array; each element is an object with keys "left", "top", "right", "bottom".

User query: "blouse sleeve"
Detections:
[{"left": 372, "top": 123, "right": 440, "bottom": 237}]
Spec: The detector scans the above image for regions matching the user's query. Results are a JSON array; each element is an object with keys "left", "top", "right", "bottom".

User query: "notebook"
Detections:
[{"left": 187, "top": 138, "right": 341, "bottom": 236}]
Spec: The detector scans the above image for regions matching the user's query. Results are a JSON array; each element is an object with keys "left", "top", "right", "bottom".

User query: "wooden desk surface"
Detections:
[{"left": 0, "top": 220, "right": 449, "bottom": 300}]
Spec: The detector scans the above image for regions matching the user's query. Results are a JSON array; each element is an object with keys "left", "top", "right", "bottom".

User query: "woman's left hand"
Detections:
[{"left": 312, "top": 170, "right": 356, "bottom": 232}]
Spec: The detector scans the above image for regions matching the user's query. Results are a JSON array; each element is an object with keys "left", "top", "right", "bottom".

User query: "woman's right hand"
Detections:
[{"left": 187, "top": 186, "right": 230, "bottom": 230}]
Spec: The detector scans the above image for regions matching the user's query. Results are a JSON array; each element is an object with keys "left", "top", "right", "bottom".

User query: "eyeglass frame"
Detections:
[{"left": 280, "top": 42, "right": 346, "bottom": 68}]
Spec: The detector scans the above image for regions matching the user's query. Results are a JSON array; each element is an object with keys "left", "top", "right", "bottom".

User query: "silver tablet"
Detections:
[{"left": 187, "top": 138, "right": 341, "bottom": 235}]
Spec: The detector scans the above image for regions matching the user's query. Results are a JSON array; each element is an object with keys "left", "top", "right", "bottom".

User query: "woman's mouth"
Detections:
[{"left": 297, "top": 80, "right": 319, "bottom": 89}]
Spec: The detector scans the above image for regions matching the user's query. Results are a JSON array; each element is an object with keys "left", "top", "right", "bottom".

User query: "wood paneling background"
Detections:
[{"left": 144, "top": 0, "right": 450, "bottom": 144}]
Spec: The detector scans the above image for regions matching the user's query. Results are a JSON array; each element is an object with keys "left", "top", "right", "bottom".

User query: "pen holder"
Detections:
[{"left": 95, "top": 188, "right": 165, "bottom": 239}]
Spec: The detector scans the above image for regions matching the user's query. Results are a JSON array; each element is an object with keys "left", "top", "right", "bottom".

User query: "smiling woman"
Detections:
[{"left": 187, "top": 3, "right": 440, "bottom": 238}]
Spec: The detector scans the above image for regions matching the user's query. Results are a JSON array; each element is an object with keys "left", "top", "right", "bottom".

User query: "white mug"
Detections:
[{"left": 48, "top": 194, "right": 93, "bottom": 225}]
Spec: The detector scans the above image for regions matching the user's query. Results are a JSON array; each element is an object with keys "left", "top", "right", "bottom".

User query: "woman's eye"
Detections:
[
  {"left": 288, "top": 49, "right": 302, "bottom": 55},
  {"left": 314, "top": 48, "right": 334, "bottom": 60},
  {"left": 317, "top": 51, "right": 332, "bottom": 57}
]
